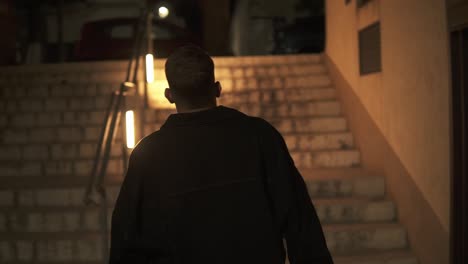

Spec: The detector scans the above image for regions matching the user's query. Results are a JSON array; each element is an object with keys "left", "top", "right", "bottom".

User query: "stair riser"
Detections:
[
  {"left": 0, "top": 201, "right": 396, "bottom": 236},
  {"left": 0, "top": 159, "right": 123, "bottom": 178},
  {"left": 325, "top": 227, "right": 408, "bottom": 255},
  {"left": 270, "top": 118, "right": 348, "bottom": 134},
  {"left": 0, "top": 174, "right": 386, "bottom": 211},
  {"left": 237, "top": 101, "right": 341, "bottom": 118},
  {"left": 285, "top": 133, "right": 354, "bottom": 151},
  {"left": 0, "top": 227, "right": 408, "bottom": 262},
  {"left": 306, "top": 177, "right": 386, "bottom": 199},
  {"left": 0, "top": 239, "right": 103, "bottom": 262},
  {"left": 219, "top": 88, "right": 337, "bottom": 105},
  {"left": 315, "top": 201, "right": 396, "bottom": 223},
  {"left": 214, "top": 64, "right": 327, "bottom": 78},
  {"left": 292, "top": 151, "right": 360, "bottom": 168}
]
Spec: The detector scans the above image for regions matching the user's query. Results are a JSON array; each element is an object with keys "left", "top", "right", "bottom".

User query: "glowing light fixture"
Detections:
[
  {"left": 145, "top": 53, "right": 154, "bottom": 83},
  {"left": 125, "top": 110, "right": 135, "bottom": 149},
  {"left": 158, "top": 6, "right": 169, "bottom": 19}
]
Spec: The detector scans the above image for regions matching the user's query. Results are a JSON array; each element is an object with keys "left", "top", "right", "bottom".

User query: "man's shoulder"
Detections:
[{"left": 245, "top": 115, "right": 278, "bottom": 134}]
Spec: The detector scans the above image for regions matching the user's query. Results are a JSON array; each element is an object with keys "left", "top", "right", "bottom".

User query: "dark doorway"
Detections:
[{"left": 450, "top": 27, "right": 468, "bottom": 264}]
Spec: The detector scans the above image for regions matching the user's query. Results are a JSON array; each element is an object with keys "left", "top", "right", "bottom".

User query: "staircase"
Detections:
[{"left": 0, "top": 54, "right": 417, "bottom": 263}]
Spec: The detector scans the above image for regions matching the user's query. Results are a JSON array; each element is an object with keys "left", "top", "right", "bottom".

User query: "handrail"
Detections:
[{"left": 83, "top": 8, "right": 148, "bottom": 264}]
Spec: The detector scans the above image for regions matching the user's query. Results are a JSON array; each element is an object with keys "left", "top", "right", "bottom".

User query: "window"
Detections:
[{"left": 358, "top": 22, "right": 382, "bottom": 75}]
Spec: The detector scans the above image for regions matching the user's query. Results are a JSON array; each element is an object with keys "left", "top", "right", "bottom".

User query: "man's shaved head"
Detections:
[{"left": 165, "top": 45, "right": 219, "bottom": 109}]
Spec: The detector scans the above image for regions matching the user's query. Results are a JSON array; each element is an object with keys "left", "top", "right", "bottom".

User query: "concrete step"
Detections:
[
  {"left": 0, "top": 170, "right": 385, "bottom": 205},
  {"left": 0, "top": 235, "right": 104, "bottom": 262},
  {"left": 1, "top": 223, "right": 407, "bottom": 260},
  {"left": 0, "top": 157, "right": 123, "bottom": 178},
  {"left": 237, "top": 100, "right": 341, "bottom": 118},
  {"left": 215, "top": 63, "right": 327, "bottom": 79},
  {"left": 220, "top": 87, "right": 338, "bottom": 105},
  {"left": 301, "top": 169, "right": 386, "bottom": 199},
  {"left": 0, "top": 82, "right": 117, "bottom": 99},
  {"left": 270, "top": 116, "right": 348, "bottom": 134},
  {"left": 285, "top": 132, "right": 354, "bottom": 151},
  {"left": 1, "top": 125, "right": 123, "bottom": 144},
  {"left": 0, "top": 143, "right": 121, "bottom": 162},
  {"left": 292, "top": 150, "right": 360, "bottom": 168},
  {"left": 333, "top": 250, "right": 418, "bottom": 264},
  {"left": 5, "top": 111, "right": 108, "bottom": 128},
  {"left": 324, "top": 223, "right": 408, "bottom": 255},
  {"left": 0, "top": 147, "right": 360, "bottom": 176},
  {"left": 284, "top": 74, "right": 332, "bottom": 88},
  {"left": 1, "top": 86, "right": 336, "bottom": 112},
  {"left": 0, "top": 197, "right": 395, "bottom": 234},
  {"left": 314, "top": 198, "right": 396, "bottom": 224},
  {"left": 1, "top": 95, "right": 113, "bottom": 113},
  {"left": 212, "top": 53, "right": 323, "bottom": 67}
]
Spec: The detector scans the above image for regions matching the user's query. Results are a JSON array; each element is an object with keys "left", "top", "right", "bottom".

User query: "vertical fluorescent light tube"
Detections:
[
  {"left": 146, "top": 54, "right": 154, "bottom": 83},
  {"left": 126, "top": 110, "right": 135, "bottom": 149}
]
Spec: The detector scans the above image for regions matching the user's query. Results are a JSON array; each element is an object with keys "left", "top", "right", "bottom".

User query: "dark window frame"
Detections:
[{"left": 358, "top": 22, "right": 382, "bottom": 75}]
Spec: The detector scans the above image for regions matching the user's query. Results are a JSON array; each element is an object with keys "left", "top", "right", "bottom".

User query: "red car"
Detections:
[{"left": 74, "top": 18, "right": 201, "bottom": 61}]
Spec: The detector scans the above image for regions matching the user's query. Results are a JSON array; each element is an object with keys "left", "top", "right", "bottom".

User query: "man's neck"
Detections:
[{"left": 176, "top": 104, "right": 218, "bottom": 114}]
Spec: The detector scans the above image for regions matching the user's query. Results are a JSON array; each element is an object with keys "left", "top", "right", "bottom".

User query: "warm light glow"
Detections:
[
  {"left": 125, "top": 110, "right": 135, "bottom": 149},
  {"left": 146, "top": 54, "right": 154, "bottom": 83},
  {"left": 158, "top": 6, "right": 169, "bottom": 19}
]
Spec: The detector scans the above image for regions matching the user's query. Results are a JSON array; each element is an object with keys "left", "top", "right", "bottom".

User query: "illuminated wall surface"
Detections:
[{"left": 326, "top": 0, "right": 451, "bottom": 233}]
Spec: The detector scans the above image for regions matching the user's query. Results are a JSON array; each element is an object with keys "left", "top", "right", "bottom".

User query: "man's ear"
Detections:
[
  {"left": 164, "top": 88, "right": 175, "bottom": 104},
  {"left": 214, "top": 81, "right": 222, "bottom": 98}
]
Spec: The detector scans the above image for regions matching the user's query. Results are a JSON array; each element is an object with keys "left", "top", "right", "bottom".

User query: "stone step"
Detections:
[
  {"left": 213, "top": 54, "right": 323, "bottom": 66},
  {"left": 237, "top": 100, "right": 342, "bottom": 118},
  {"left": 333, "top": 250, "right": 418, "bottom": 264},
  {"left": 1, "top": 86, "right": 336, "bottom": 112},
  {"left": 0, "top": 223, "right": 407, "bottom": 261},
  {"left": 220, "top": 86, "right": 338, "bottom": 105},
  {"left": 0, "top": 197, "right": 395, "bottom": 234},
  {"left": 285, "top": 132, "right": 355, "bottom": 151},
  {"left": 0, "top": 139, "right": 355, "bottom": 165},
  {"left": 214, "top": 63, "right": 327, "bottom": 78},
  {"left": 0, "top": 94, "right": 113, "bottom": 112},
  {"left": 292, "top": 150, "right": 360, "bottom": 168},
  {"left": 0, "top": 82, "right": 118, "bottom": 99},
  {"left": 0, "top": 158, "right": 123, "bottom": 178},
  {"left": 0, "top": 170, "right": 385, "bottom": 205},
  {"left": 324, "top": 223, "right": 408, "bottom": 255},
  {"left": 1, "top": 126, "right": 123, "bottom": 144},
  {"left": 0, "top": 143, "right": 121, "bottom": 162},
  {"left": 0, "top": 236, "right": 104, "bottom": 262},
  {"left": 314, "top": 198, "right": 396, "bottom": 224},
  {"left": 301, "top": 169, "right": 386, "bottom": 199},
  {"left": 5, "top": 111, "right": 108, "bottom": 128},
  {"left": 270, "top": 116, "right": 348, "bottom": 134},
  {"left": 284, "top": 74, "right": 332, "bottom": 88}
]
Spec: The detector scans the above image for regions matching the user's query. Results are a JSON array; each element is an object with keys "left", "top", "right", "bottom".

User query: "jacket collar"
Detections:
[{"left": 161, "top": 105, "right": 241, "bottom": 128}]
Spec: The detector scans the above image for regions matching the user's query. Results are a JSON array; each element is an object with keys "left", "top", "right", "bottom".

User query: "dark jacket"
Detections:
[{"left": 109, "top": 106, "right": 333, "bottom": 264}]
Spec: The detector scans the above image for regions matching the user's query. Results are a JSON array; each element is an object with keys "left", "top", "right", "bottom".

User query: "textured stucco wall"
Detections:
[{"left": 326, "top": 0, "right": 451, "bottom": 231}]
